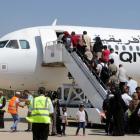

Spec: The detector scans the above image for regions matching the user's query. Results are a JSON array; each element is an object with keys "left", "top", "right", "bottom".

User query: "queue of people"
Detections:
[
  {"left": 59, "top": 30, "right": 140, "bottom": 135},
  {"left": 103, "top": 84, "right": 140, "bottom": 135}
]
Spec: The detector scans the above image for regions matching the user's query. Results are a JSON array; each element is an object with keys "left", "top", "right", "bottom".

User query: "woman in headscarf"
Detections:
[{"left": 109, "top": 85, "right": 127, "bottom": 136}]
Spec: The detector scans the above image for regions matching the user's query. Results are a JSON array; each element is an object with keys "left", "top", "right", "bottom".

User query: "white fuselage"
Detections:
[{"left": 0, "top": 25, "right": 140, "bottom": 90}]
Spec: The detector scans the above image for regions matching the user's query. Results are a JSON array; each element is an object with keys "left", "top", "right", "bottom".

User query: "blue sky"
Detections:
[{"left": 0, "top": 0, "right": 140, "bottom": 36}]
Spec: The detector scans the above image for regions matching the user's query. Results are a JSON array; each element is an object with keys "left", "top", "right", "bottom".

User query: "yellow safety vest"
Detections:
[
  {"left": 26, "top": 96, "right": 51, "bottom": 124},
  {"left": 0, "top": 96, "right": 3, "bottom": 104}
]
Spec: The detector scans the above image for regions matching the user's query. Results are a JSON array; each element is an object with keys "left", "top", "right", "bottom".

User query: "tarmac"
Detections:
[
  {"left": 1, "top": 105, "right": 140, "bottom": 140},
  {"left": 0, "top": 121, "right": 140, "bottom": 140}
]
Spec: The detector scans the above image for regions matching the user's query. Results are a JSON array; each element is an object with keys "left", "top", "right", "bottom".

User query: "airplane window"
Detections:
[
  {"left": 122, "top": 45, "right": 126, "bottom": 50},
  {"left": 129, "top": 46, "right": 133, "bottom": 51},
  {"left": 136, "top": 46, "right": 140, "bottom": 51},
  {"left": 0, "top": 40, "right": 8, "bottom": 48},
  {"left": 108, "top": 45, "right": 111, "bottom": 49},
  {"left": 19, "top": 40, "right": 30, "bottom": 49},
  {"left": 6, "top": 40, "right": 19, "bottom": 49},
  {"left": 115, "top": 45, "right": 119, "bottom": 50}
]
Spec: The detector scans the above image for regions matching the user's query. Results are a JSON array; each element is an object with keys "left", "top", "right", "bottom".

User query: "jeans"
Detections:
[
  {"left": 76, "top": 122, "right": 85, "bottom": 135},
  {"left": 11, "top": 114, "right": 20, "bottom": 130}
]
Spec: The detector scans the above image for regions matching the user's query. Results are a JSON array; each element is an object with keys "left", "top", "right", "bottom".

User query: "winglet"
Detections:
[{"left": 52, "top": 19, "right": 57, "bottom": 26}]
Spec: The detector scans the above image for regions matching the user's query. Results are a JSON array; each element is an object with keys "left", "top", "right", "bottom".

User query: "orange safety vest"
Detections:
[{"left": 8, "top": 96, "right": 18, "bottom": 114}]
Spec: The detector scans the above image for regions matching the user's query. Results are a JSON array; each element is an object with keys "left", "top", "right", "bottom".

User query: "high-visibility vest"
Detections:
[
  {"left": 26, "top": 96, "right": 51, "bottom": 124},
  {"left": 0, "top": 96, "right": 4, "bottom": 110},
  {"left": 0, "top": 96, "right": 4, "bottom": 105},
  {"left": 8, "top": 96, "right": 18, "bottom": 114}
]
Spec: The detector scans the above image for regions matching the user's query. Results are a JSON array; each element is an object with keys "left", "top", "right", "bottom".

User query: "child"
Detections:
[
  {"left": 76, "top": 104, "right": 86, "bottom": 136},
  {"left": 61, "top": 107, "right": 68, "bottom": 135}
]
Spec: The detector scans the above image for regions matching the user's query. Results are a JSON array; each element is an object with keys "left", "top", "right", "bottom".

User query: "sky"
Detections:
[{"left": 0, "top": 0, "right": 140, "bottom": 37}]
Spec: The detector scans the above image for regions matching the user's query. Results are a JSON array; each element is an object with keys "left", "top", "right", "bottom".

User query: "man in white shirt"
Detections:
[
  {"left": 83, "top": 31, "right": 91, "bottom": 51},
  {"left": 109, "top": 48, "right": 119, "bottom": 67},
  {"left": 96, "top": 58, "right": 105, "bottom": 77},
  {"left": 127, "top": 77, "right": 138, "bottom": 96}
]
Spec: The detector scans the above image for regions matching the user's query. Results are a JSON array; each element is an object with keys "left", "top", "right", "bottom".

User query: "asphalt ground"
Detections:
[
  {"left": 1, "top": 104, "right": 140, "bottom": 140},
  {"left": 0, "top": 122, "right": 140, "bottom": 140}
]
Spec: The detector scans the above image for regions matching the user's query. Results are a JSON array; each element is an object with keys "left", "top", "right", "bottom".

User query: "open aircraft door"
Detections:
[{"left": 39, "top": 28, "right": 63, "bottom": 64}]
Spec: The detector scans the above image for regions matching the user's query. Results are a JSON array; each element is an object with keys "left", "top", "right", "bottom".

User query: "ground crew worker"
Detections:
[
  {"left": 0, "top": 91, "right": 6, "bottom": 128},
  {"left": 8, "top": 91, "right": 24, "bottom": 132},
  {"left": 26, "top": 87, "right": 54, "bottom": 140},
  {"left": 23, "top": 90, "right": 33, "bottom": 131}
]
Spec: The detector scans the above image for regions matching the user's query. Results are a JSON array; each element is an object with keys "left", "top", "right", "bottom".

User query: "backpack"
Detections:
[
  {"left": 100, "top": 64, "right": 110, "bottom": 79},
  {"left": 65, "top": 37, "right": 72, "bottom": 47}
]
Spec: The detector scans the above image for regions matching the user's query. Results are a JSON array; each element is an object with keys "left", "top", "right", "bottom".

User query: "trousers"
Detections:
[{"left": 32, "top": 123, "right": 49, "bottom": 140}]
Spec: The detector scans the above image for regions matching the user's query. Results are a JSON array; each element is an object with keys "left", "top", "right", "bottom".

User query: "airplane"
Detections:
[{"left": 0, "top": 21, "right": 140, "bottom": 91}]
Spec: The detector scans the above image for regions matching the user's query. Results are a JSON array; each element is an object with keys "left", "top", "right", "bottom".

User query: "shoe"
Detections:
[
  {"left": 57, "top": 134, "right": 62, "bottom": 137},
  {"left": 76, "top": 134, "right": 81, "bottom": 136},
  {"left": 10, "top": 127, "right": 17, "bottom": 132},
  {"left": 25, "top": 129, "right": 31, "bottom": 132},
  {"left": 11, "top": 129, "right": 17, "bottom": 132}
]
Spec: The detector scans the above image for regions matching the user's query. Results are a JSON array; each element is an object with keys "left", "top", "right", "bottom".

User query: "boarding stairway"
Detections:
[
  {"left": 62, "top": 47, "right": 107, "bottom": 110},
  {"left": 42, "top": 42, "right": 107, "bottom": 110},
  {"left": 39, "top": 28, "right": 107, "bottom": 110}
]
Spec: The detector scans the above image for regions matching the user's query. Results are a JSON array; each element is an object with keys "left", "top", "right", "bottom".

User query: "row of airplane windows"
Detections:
[
  {"left": 107, "top": 45, "right": 140, "bottom": 51},
  {"left": 0, "top": 40, "right": 140, "bottom": 51}
]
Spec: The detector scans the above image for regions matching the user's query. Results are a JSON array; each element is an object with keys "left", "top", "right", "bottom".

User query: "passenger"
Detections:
[
  {"left": 121, "top": 86, "right": 132, "bottom": 107},
  {"left": 82, "top": 31, "right": 91, "bottom": 51},
  {"left": 76, "top": 37, "right": 86, "bottom": 57},
  {"left": 102, "top": 92, "right": 114, "bottom": 135},
  {"left": 108, "top": 59, "right": 118, "bottom": 76},
  {"left": 127, "top": 93, "right": 140, "bottom": 133},
  {"left": 108, "top": 71, "right": 119, "bottom": 87},
  {"left": 76, "top": 104, "right": 86, "bottom": 136},
  {"left": 26, "top": 87, "right": 54, "bottom": 140},
  {"left": 0, "top": 91, "right": 6, "bottom": 129},
  {"left": 52, "top": 91, "right": 62, "bottom": 136},
  {"left": 93, "top": 37, "right": 103, "bottom": 59},
  {"left": 61, "top": 107, "right": 68, "bottom": 136},
  {"left": 102, "top": 45, "right": 110, "bottom": 63},
  {"left": 84, "top": 48, "right": 93, "bottom": 64},
  {"left": 136, "top": 87, "right": 140, "bottom": 100},
  {"left": 71, "top": 31, "right": 80, "bottom": 50},
  {"left": 91, "top": 54, "right": 99, "bottom": 71},
  {"left": 127, "top": 77, "right": 138, "bottom": 96},
  {"left": 8, "top": 91, "right": 24, "bottom": 132},
  {"left": 24, "top": 90, "right": 33, "bottom": 132},
  {"left": 62, "top": 31, "right": 72, "bottom": 50},
  {"left": 100, "top": 61, "right": 110, "bottom": 85},
  {"left": 96, "top": 58, "right": 104, "bottom": 77},
  {"left": 109, "top": 85, "right": 126, "bottom": 136},
  {"left": 109, "top": 48, "right": 119, "bottom": 67},
  {"left": 118, "top": 64, "right": 128, "bottom": 93}
]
